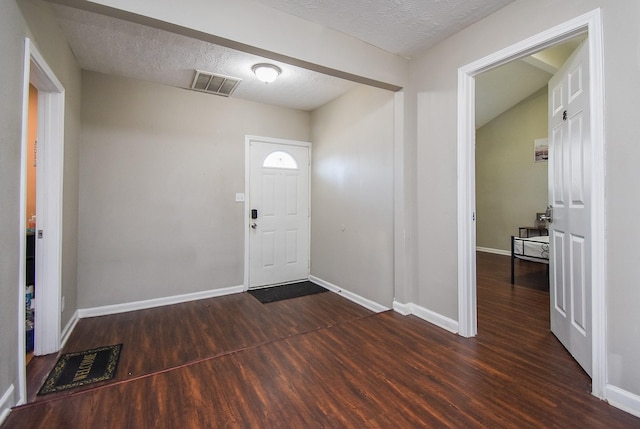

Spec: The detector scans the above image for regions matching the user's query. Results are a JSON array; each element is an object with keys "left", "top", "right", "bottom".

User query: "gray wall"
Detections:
[
  {"left": 17, "top": 0, "right": 82, "bottom": 339},
  {"left": 476, "top": 88, "right": 548, "bottom": 251},
  {"left": 0, "top": 0, "right": 81, "bottom": 406},
  {"left": 310, "top": 85, "right": 395, "bottom": 307},
  {"left": 78, "top": 71, "right": 310, "bottom": 308},
  {"left": 3, "top": 0, "right": 640, "bottom": 415},
  {"left": 0, "top": 0, "right": 29, "bottom": 407},
  {"left": 408, "top": 0, "right": 640, "bottom": 397}
]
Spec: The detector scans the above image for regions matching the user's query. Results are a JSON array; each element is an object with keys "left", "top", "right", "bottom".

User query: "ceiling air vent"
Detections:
[{"left": 190, "top": 70, "right": 241, "bottom": 97}]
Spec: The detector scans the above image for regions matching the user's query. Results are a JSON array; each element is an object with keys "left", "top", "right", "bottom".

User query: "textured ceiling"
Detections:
[
  {"left": 51, "top": 5, "right": 359, "bottom": 111},
  {"left": 253, "top": 0, "right": 517, "bottom": 57},
  {"left": 51, "top": 0, "right": 564, "bottom": 118}
]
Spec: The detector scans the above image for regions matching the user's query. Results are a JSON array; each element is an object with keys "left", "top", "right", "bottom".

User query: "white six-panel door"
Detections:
[
  {"left": 548, "top": 40, "right": 592, "bottom": 376},
  {"left": 248, "top": 139, "right": 310, "bottom": 288}
]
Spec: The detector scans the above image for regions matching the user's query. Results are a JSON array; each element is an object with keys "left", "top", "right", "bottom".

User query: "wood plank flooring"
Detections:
[
  {"left": 5, "top": 255, "right": 639, "bottom": 428},
  {"left": 25, "top": 290, "right": 372, "bottom": 403}
]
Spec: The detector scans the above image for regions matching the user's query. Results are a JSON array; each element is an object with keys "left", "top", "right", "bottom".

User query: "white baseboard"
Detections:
[
  {"left": 476, "top": 247, "right": 510, "bottom": 256},
  {"left": 605, "top": 384, "right": 640, "bottom": 418},
  {"left": 392, "top": 300, "right": 459, "bottom": 334},
  {"left": 0, "top": 384, "right": 15, "bottom": 426},
  {"left": 392, "top": 301, "right": 411, "bottom": 316},
  {"left": 60, "top": 310, "right": 79, "bottom": 348},
  {"left": 309, "top": 276, "right": 390, "bottom": 313},
  {"left": 78, "top": 285, "right": 244, "bottom": 319}
]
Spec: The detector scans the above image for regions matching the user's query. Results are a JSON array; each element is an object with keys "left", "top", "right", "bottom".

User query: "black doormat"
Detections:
[
  {"left": 248, "top": 281, "right": 328, "bottom": 304},
  {"left": 38, "top": 344, "right": 122, "bottom": 396}
]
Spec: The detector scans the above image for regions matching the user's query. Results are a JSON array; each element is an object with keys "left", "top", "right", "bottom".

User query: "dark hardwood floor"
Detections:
[{"left": 5, "top": 255, "right": 638, "bottom": 428}]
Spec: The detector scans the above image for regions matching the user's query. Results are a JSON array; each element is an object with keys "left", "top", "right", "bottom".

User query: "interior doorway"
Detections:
[
  {"left": 474, "top": 36, "right": 586, "bottom": 291},
  {"left": 18, "top": 38, "right": 65, "bottom": 404},
  {"left": 457, "top": 10, "right": 606, "bottom": 397},
  {"left": 25, "top": 84, "right": 38, "bottom": 367},
  {"left": 474, "top": 37, "right": 586, "bottom": 379}
]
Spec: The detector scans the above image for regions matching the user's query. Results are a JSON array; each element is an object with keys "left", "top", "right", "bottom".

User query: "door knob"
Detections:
[{"left": 251, "top": 223, "right": 258, "bottom": 229}]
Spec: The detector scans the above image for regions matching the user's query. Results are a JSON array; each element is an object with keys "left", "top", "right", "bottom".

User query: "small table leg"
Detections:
[{"left": 510, "top": 236, "right": 515, "bottom": 284}]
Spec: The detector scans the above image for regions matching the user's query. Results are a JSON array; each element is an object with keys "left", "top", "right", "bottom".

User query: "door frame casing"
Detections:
[
  {"left": 243, "top": 135, "right": 312, "bottom": 290},
  {"left": 18, "top": 38, "right": 65, "bottom": 403},
  {"left": 456, "top": 9, "right": 605, "bottom": 397}
]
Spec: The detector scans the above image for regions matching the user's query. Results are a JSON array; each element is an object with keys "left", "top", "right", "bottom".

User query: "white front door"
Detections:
[
  {"left": 548, "top": 40, "right": 592, "bottom": 376},
  {"left": 248, "top": 138, "right": 310, "bottom": 288}
]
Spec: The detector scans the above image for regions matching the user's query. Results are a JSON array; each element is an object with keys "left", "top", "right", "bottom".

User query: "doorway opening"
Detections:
[
  {"left": 475, "top": 34, "right": 586, "bottom": 315},
  {"left": 25, "top": 84, "right": 38, "bottom": 367},
  {"left": 18, "top": 39, "right": 65, "bottom": 404},
  {"left": 457, "top": 10, "right": 605, "bottom": 397}
]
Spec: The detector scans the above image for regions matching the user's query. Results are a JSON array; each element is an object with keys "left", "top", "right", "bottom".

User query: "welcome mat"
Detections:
[
  {"left": 248, "top": 281, "right": 328, "bottom": 304},
  {"left": 38, "top": 344, "right": 122, "bottom": 395}
]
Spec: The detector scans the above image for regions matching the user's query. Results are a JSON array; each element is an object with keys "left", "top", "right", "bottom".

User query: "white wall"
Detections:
[
  {"left": 408, "top": 0, "right": 640, "bottom": 399},
  {"left": 310, "top": 85, "right": 395, "bottom": 307},
  {"left": 78, "top": 71, "right": 310, "bottom": 308},
  {"left": 0, "top": 0, "right": 81, "bottom": 410}
]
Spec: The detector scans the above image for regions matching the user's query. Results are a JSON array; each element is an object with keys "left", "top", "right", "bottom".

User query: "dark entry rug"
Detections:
[
  {"left": 248, "top": 281, "right": 328, "bottom": 304},
  {"left": 38, "top": 344, "right": 122, "bottom": 395}
]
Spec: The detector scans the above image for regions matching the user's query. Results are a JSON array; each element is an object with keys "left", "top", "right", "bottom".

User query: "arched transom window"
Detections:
[{"left": 263, "top": 151, "right": 299, "bottom": 170}]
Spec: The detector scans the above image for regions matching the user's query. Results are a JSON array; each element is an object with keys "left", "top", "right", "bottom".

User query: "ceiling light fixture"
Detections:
[{"left": 252, "top": 63, "right": 282, "bottom": 83}]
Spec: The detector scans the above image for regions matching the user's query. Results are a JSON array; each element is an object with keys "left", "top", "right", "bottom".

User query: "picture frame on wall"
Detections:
[{"left": 534, "top": 138, "right": 548, "bottom": 162}]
